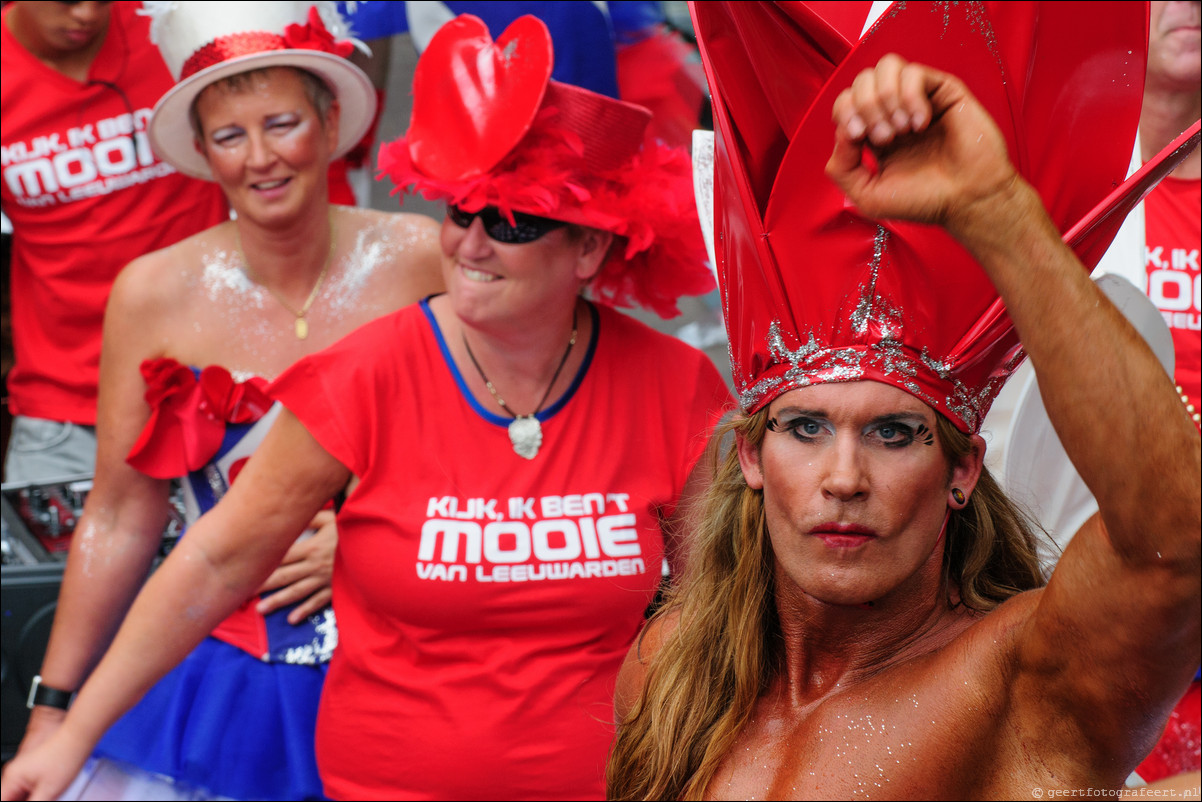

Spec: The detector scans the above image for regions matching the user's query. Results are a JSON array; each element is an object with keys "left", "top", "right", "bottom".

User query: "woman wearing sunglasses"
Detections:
[{"left": 0, "top": 13, "right": 729, "bottom": 802}]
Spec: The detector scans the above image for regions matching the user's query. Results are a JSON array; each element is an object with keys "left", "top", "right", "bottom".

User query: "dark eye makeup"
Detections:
[{"left": 766, "top": 412, "right": 929, "bottom": 448}]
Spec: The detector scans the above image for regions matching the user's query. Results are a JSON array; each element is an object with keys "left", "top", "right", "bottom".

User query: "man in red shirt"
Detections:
[
  {"left": 1132, "top": 0, "right": 1202, "bottom": 785},
  {"left": 1, "top": 1, "right": 227, "bottom": 482},
  {"left": 1141, "top": 0, "right": 1200, "bottom": 433}
]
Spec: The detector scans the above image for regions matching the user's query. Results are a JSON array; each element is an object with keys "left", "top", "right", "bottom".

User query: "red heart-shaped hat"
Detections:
[
  {"left": 407, "top": 15, "right": 553, "bottom": 181},
  {"left": 379, "top": 14, "right": 715, "bottom": 319}
]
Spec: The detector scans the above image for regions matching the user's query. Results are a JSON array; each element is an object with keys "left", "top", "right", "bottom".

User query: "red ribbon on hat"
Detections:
[{"left": 180, "top": 7, "right": 353, "bottom": 81}]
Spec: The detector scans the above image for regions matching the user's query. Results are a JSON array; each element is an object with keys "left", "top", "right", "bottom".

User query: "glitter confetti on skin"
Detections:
[
  {"left": 323, "top": 210, "right": 394, "bottom": 319},
  {"left": 74, "top": 517, "right": 101, "bottom": 578},
  {"left": 188, "top": 211, "right": 438, "bottom": 381},
  {"left": 201, "top": 248, "right": 264, "bottom": 306}
]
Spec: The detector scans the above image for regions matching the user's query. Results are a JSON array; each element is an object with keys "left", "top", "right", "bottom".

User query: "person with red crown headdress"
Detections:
[
  {"left": 607, "top": 2, "right": 1201, "bottom": 799},
  {"left": 0, "top": 11, "right": 728, "bottom": 802}
]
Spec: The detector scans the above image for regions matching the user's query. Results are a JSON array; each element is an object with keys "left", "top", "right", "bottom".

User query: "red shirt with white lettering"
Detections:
[
  {"left": 1, "top": 1, "right": 227, "bottom": 424},
  {"left": 1144, "top": 176, "right": 1201, "bottom": 430},
  {"left": 270, "top": 299, "right": 731, "bottom": 800}
]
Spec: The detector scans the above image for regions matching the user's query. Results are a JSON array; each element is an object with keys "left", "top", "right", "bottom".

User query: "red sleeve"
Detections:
[
  {"left": 269, "top": 355, "right": 364, "bottom": 477},
  {"left": 269, "top": 308, "right": 424, "bottom": 477}
]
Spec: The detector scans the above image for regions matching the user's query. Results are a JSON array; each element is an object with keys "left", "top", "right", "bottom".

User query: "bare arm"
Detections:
[
  {"left": 826, "top": 56, "right": 1201, "bottom": 768},
  {"left": 615, "top": 610, "right": 680, "bottom": 725},
  {"left": 15, "top": 259, "right": 175, "bottom": 752},
  {"left": 0, "top": 409, "right": 350, "bottom": 801}
]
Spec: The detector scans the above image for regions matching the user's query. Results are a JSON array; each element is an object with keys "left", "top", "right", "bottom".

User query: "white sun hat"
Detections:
[{"left": 142, "top": 1, "right": 376, "bottom": 181}]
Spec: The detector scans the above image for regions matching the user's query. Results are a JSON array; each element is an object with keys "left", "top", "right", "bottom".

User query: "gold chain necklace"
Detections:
[
  {"left": 236, "top": 217, "right": 335, "bottom": 340},
  {"left": 462, "top": 308, "right": 578, "bottom": 460}
]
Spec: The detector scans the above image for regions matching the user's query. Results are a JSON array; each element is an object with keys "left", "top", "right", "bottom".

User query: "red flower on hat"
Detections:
[{"left": 283, "top": 7, "right": 355, "bottom": 59}]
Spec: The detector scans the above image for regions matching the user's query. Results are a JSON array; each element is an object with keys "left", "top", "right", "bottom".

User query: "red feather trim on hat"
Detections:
[
  {"left": 378, "top": 105, "right": 714, "bottom": 319},
  {"left": 379, "top": 13, "right": 713, "bottom": 319}
]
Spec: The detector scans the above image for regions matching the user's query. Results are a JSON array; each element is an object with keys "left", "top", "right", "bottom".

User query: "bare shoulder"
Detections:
[
  {"left": 962, "top": 589, "right": 1042, "bottom": 651},
  {"left": 382, "top": 208, "right": 441, "bottom": 241},
  {"left": 335, "top": 207, "right": 444, "bottom": 305},
  {"left": 928, "top": 587, "right": 1184, "bottom": 793},
  {"left": 934, "top": 589, "right": 1123, "bottom": 792},
  {"left": 97, "top": 224, "right": 234, "bottom": 437},
  {"left": 879, "top": 594, "right": 1042, "bottom": 747},
  {"left": 108, "top": 223, "right": 229, "bottom": 322},
  {"left": 639, "top": 607, "right": 683, "bottom": 660},
  {"left": 615, "top": 608, "right": 682, "bottom": 723},
  {"left": 339, "top": 206, "right": 441, "bottom": 258}
]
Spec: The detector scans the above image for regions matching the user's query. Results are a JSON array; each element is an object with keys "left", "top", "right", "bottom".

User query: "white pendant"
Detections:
[{"left": 508, "top": 416, "right": 542, "bottom": 459}]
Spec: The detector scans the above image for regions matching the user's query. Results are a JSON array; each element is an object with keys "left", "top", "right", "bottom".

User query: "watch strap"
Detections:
[{"left": 26, "top": 675, "right": 74, "bottom": 710}]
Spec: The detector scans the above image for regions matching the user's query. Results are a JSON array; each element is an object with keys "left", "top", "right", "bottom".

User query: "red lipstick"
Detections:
[{"left": 810, "top": 522, "right": 878, "bottom": 549}]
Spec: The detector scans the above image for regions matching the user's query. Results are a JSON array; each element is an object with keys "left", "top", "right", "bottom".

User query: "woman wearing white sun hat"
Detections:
[{"left": 4, "top": 3, "right": 442, "bottom": 799}]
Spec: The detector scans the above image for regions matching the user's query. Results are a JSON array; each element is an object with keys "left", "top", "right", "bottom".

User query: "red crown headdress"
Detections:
[
  {"left": 692, "top": 1, "right": 1194, "bottom": 432},
  {"left": 378, "top": 14, "right": 714, "bottom": 318}
]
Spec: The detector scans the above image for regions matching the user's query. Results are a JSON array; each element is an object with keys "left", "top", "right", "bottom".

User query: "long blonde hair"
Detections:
[{"left": 607, "top": 408, "right": 1044, "bottom": 800}]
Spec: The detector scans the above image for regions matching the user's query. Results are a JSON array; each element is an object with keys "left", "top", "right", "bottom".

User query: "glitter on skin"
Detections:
[
  {"left": 184, "top": 602, "right": 210, "bottom": 622},
  {"left": 320, "top": 210, "right": 439, "bottom": 333},
  {"left": 74, "top": 517, "right": 101, "bottom": 578},
  {"left": 323, "top": 212, "right": 396, "bottom": 318},
  {"left": 186, "top": 210, "right": 440, "bottom": 381},
  {"left": 201, "top": 248, "right": 264, "bottom": 306}
]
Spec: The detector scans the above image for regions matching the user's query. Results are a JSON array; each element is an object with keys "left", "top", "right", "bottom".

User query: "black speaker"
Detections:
[
  {"left": 1, "top": 561, "right": 65, "bottom": 762},
  {"left": 0, "top": 478, "right": 179, "bottom": 763}
]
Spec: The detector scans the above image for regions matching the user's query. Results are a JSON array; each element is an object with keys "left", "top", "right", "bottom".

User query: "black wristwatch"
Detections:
[{"left": 26, "top": 675, "right": 74, "bottom": 710}]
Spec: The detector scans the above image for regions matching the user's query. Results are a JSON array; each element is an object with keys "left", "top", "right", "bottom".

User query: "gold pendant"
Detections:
[{"left": 295, "top": 317, "right": 309, "bottom": 340}]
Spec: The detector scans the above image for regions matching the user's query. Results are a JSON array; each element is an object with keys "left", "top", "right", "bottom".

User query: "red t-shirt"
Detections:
[
  {"left": 271, "top": 300, "right": 732, "bottom": 800},
  {"left": 1143, "top": 176, "right": 1201, "bottom": 430},
  {"left": 1, "top": 1, "right": 227, "bottom": 424}
]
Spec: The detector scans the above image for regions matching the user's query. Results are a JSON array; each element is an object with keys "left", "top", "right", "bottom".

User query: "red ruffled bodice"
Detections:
[{"left": 127, "top": 358, "right": 273, "bottom": 479}]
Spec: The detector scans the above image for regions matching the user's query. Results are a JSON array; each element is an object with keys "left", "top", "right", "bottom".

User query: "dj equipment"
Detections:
[{"left": 1, "top": 476, "right": 182, "bottom": 761}]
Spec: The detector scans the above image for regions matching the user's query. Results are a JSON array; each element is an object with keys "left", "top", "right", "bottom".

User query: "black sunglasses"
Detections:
[{"left": 446, "top": 205, "right": 566, "bottom": 244}]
